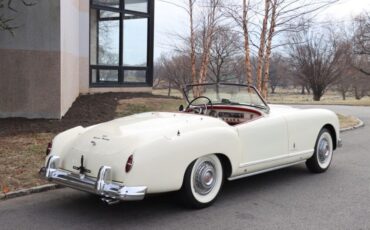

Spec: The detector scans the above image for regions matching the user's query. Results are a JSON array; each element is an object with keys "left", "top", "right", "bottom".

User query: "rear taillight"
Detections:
[
  {"left": 125, "top": 155, "right": 134, "bottom": 173},
  {"left": 46, "top": 142, "right": 52, "bottom": 156}
]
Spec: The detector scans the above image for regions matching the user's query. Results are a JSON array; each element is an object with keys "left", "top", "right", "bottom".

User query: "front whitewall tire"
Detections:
[{"left": 306, "top": 128, "right": 334, "bottom": 173}]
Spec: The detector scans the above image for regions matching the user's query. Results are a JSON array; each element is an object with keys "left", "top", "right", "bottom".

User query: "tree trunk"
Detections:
[
  {"left": 301, "top": 85, "right": 306, "bottom": 95},
  {"left": 354, "top": 86, "right": 361, "bottom": 100},
  {"left": 341, "top": 90, "right": 346, "bottom": 100},
  {"left": 262, "top": 0, "right": 277, "bottom": 99},
  {"left": 313, "top": 94, "right": 321, "bottom": 101},
  {"left": 255, "top": 0, "right": 270, "bottom": 92},
  {"left": 271, "top": 85, "right": 276, "bottom": 94},
  {"left": 198, "top": 0, "right": 219, "bottom": 94},
  {"left": 306, "top": 86, "right": 311, "bottom": 95},
  {"left": 189, "top": 0, "right": 197, "bottom": 96},
  {"left": 167, "top": 81, "right": 172, "bottom": 97},
  {"left": 243, "top": 0, "right": 253, "bottom": 86},
  {"left": 312, "top": 89, "right": 323, "bottom": 101}
]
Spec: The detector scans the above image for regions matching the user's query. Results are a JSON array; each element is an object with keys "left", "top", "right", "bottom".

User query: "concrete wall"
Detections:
[
  {"left": 0, "top": 0, "right": 62, "bottom": 119},
  {"left": 0, "top": 0, "right": 153, "bottom": 119},
  {"left": 60, "top": 0, "right": 80, "bottom": 117},
  {"left": 79, "top": 0, "right": 90, "bottom": 94}
]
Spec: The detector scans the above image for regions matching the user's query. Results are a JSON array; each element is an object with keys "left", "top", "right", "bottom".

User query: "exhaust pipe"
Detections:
[{"left": 101, "top": 197, "right": 120, "bottom": 205}]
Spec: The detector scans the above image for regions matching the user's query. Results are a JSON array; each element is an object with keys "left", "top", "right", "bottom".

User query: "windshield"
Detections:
[{"left": 184, "top": 83, "right": 269, "bottom": 112}]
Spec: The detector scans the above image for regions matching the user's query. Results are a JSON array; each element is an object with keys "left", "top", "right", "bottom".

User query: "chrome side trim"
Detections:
[
  {"left": 40, "top": 156, "right": 147, "bottom": 202},
  {"left": 239, "top": 150, "right": 313, "bottom": 168},
  {"left": 228, "top": 160, "right": 306, "bottom": 181}
]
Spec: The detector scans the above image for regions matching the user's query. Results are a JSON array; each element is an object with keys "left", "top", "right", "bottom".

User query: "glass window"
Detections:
[
  {"left": 100, "top": 10, "right": 120, "bottom": 19},
  {"left": 92, "top": 69, "right": 119, "bottom": 83},
  {"left": 98, "top": 18, "right": 120, "bottom": 65},
  {"left": 90, "top": 9, "right": 120, "bottom": 66},
  {"left": 92, "top": 0, "right": 120, "bottom": 8},
  {"left": 124, "top": 70, "right": 146, "bottom": 83},
  {"left": 125, "top": 0, "right": 148, "bottom": 13},
  {"left": 123, "top": 15, "right": 148, "bottom": 67},
  {"left": 90, "top": 0, "right": 153, "bottom": 87}
]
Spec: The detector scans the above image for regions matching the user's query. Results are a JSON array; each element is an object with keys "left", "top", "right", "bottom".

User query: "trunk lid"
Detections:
[{"left": 60, "top": 112, "right": 228, "bottom": 182}]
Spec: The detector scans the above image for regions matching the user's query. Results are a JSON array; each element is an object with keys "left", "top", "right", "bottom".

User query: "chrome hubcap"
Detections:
[
  {"left": 193, "top": 161, "right": 216, "bottom": 195},
  {"left": 318, "top": 138, "right": 330, "bottom": 164}
]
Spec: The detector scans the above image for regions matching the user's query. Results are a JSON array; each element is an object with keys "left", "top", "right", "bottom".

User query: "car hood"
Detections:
[{"left": 59, "top": 112, "right": 229, "bottom": 178}]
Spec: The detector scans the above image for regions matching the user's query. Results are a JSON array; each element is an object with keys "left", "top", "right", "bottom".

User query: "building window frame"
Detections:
[{"left": 89, "top": 0, "right": 154, "bottom": 88}]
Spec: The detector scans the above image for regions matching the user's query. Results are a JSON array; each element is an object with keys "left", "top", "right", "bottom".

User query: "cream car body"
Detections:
[{"left": 41, "top": 83, "right": 341, "bottom": 207}]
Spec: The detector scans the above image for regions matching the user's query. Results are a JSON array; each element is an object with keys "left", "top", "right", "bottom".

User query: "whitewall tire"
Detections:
[
  {"left": 306, "top": 128, "right": 334, "bottom": 173},
  {"left": 181, "top": 155, "right": 223, "bottom": 209}
]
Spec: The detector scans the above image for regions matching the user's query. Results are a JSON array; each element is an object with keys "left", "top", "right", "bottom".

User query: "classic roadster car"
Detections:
[{"left": 40, "top": 83, "right": 341, "bottom": 208}]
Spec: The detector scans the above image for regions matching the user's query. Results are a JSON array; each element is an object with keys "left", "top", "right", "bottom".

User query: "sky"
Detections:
[{"left": 153, "top": 0, "right": 370, "bottom": 60}]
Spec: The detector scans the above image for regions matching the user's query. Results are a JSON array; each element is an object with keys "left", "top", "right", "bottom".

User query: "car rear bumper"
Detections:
[{"left": 39, "top": 156, "right": 147, "bottom": 201}]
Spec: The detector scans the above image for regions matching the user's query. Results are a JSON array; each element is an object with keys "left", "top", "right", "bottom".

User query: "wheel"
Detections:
[
  {"left": 180, "top": 155, "right": 223, "bottom": 209},
  {"left": 306, "top": 128, "right": 334, "bottom": 173}
]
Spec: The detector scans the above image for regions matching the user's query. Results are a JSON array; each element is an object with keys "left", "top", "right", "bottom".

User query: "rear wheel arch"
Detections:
[
  {"left": 180, "top": 154, "right": 225, "bottom": 208},
  {"left": 181, "top": 153, "right": 232, "bottom": 186},
  {"left": 216, "top": 154, "right": 232, "bottom": 179}
]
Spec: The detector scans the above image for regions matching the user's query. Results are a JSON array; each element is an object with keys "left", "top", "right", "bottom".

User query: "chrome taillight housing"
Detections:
[{"left": 125, "top": 155, "right": 134, "bottom": 173}]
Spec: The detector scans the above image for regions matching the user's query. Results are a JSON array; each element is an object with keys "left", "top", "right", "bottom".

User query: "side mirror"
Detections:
[{"left": 179, "top": 105, "right": 184, "bottom": 111}]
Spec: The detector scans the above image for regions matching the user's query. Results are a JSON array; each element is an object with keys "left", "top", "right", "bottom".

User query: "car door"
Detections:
[{"left": 235, "top": 114, "right": 289, "bottom": 174}]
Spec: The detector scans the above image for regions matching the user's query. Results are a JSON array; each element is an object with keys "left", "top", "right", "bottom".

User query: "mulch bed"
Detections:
[{"left": 0, "top": 92, "right": 177, "bottom": 137}]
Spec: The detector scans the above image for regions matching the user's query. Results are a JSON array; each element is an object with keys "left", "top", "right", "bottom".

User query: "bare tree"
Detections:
[
  {"left": 268, "top": 53, "right": 289, "bottom": 94},
  {"left": 197, "top": 0, "right": 223, "bottom": 85},
  {"left": 0, "top": 0, "right": 37, "bottom": 35},
  {"left": 352, "top": 13, "right": 370, "bottom": 75},
  {"left": 351, "top": 55, "right": 370, "bottom": 99},
  {"left": 208, "top": 26, "right": 242, "bottom": 83},
  {"left": 289, "top": 29, "right": 349, "bottom": 101},
  {"left": 336, "top": 72, "right": 352, "bottom": 100},
  {"left": 155, "top": 54, "right": 193, "bottom": 97},
  {"left": 255, "top": 0, "right": 271, "bottom": 93},
  {"left": 226, "top": 0, "right": 338, "bottom": 99}
]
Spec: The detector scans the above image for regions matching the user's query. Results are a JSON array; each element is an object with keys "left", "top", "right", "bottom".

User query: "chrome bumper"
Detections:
[
  {"left": 39, "top": 156, "right": 147, "bottom": 202},
  {"left": 338, "top": 138, "right": 343, "bottom": 148}
]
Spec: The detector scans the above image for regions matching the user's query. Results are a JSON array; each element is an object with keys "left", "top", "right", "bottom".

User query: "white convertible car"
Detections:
[{"left": 40, "top": 83, "right": 342, "bottom": 208}]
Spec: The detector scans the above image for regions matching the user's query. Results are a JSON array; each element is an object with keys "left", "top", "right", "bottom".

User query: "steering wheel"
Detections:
[{"left": 186, "top": 96, "right": 213, "bottom": 115}]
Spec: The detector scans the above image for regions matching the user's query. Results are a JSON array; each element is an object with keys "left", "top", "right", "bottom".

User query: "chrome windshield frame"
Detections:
[{"left": 183, "top": 83, "right": 270, "bottom": 113}]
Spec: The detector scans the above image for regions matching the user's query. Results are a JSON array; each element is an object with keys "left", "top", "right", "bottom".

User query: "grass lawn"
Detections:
[
  {"left": 267, "top": 88, "right": 370, "bottom": 106},
  {"left": 153, "top": 88, "right": 370, "bottom": 106},
  {"left": 0, "top": 94, "right": 361, "bottom": 194}
]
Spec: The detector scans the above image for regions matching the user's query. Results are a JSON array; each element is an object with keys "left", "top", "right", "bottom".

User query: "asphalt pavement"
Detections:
[{"left": 0, "top": 105, "right": 369, "bottom": 230}]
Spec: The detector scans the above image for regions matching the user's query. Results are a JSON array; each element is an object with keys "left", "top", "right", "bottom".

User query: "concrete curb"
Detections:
[
  {"left": 340, "top": 118, "right": 365, "bottom": 133},
  {"left": 0, "top": 184, "right": 62, "bottom": 201}
]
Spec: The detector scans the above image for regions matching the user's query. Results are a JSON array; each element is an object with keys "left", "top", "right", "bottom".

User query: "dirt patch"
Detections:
[
  {"left": 0, "top": 92, "right": 180, "bottom": 193},
  {"left": 337, "top": 114, "right": 360, "bottom": 130},
  {"left": 0, "top": 133, "right": 53, "bottom": 192},
  {"left": 116, "top": 98, "right": 184, "bottom": 117},
  {"left": 0, "top": 93, "right": 179, "bottom": 137}
]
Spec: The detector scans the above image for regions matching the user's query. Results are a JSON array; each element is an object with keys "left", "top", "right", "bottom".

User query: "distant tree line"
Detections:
[{"left": 155, "top": 0, "right": 370, "bottom": 101}]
